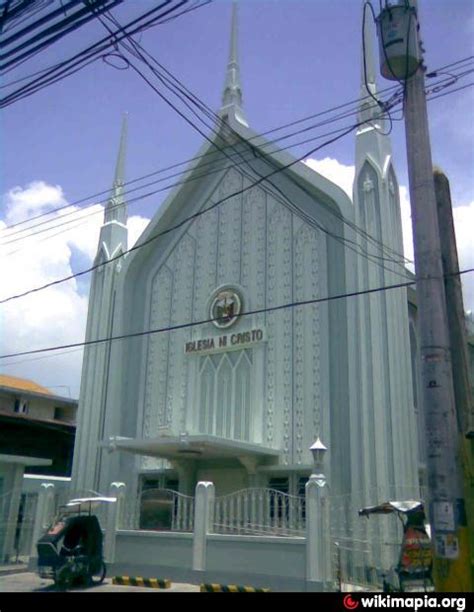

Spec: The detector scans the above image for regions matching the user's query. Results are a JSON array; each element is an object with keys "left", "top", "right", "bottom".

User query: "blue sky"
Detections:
[{"left": 1, "top": 0, "right": 473, "bottom": 396}]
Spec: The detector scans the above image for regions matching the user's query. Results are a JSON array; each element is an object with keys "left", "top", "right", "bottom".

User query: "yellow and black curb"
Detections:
[
  {"left": 112, "top": 576, "right": 171, "bottom": 589},
  {"left": 200, "top": 583, "right": 270, "bottom": 593}
]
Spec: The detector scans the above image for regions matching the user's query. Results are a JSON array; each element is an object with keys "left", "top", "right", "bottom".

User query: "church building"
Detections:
[{"left": 71, "top": 4, "right": 420, "bottom": 540}]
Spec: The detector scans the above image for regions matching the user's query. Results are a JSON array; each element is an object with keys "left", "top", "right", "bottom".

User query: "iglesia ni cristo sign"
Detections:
[{"left": 184, "top": 328, "right": 265, "bottom": 355}]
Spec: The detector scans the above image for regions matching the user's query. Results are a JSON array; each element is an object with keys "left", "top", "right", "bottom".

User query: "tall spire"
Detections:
[
  {"left": 220, "top": 2, "right": 248, "bottom": 127},
  {"left": 105, "top": 113, "right": 128, "bottom": 225}
]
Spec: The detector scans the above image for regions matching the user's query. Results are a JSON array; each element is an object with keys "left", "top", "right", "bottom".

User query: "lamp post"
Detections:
[
  {"left": 309, "top": 437, "right": 328, "bottom": 485},
  {"left": 306, "top": 437, "right": 333, "bottom": 591}
]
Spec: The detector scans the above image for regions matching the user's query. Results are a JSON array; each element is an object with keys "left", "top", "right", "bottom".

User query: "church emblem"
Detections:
[{"left": 210, "top": 288, "right": 242, "bottom": 329}]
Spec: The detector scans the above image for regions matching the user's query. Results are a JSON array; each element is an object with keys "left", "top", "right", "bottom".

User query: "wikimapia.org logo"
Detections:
[{"left": 342, "top": 594, "right": 466, "bottom": 612}]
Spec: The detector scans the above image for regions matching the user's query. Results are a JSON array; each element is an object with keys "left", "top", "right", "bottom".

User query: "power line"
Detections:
[
  {"left": 0, "top": 0, "right": 124, "bottom": 72},
  {"left": 0, "top": 102, "right": 384, "bottom": 244},
  {"left": 1, "top": 68, "right": 470, "bottom": 303},
  {"left": 94, "top": 6, "right": 421, "bottom": 269},
  {"left": 1, "top": 55, "right": 469, "bottom": 237},
  {"left": 27, "top": 21, "right": 467, "bottom": 272},
  {"left": 112, "top": 31, "right": 410, "bottom": 272},
  {"left": 0, "top": 0, "right": 206, "bottom": 105},
  {"left": 1, "top": 268, "right": 472, "bottom": 361},
  {"left": 0, "top": 346, "right": 84, "bottom": 368},
  {"left": 0, "top": 108, "right": 398, "bottom": 305},
  {"left": 0, "top": 31, "right": 409, "bottom": 271},
  {"left": 5, "top": 3, "right": 406, "bottom": 271},
  {"left": 1, "top": 87, "right": 395, "bottom": 235},
  {"left": 1, "top": 60, "right": 468, "bottom": 248}
]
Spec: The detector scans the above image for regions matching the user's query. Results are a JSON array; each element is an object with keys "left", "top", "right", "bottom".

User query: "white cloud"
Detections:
[
  {"left": 5, "top": 181, "right": 66, "bottom": 224},
  {"left": 304, "top": 157, "right": 354, "bottom": 199},
  {"left": 452, "top": 203, "right": 474, "bottom": 314},
  {"left": 0, "top": 181, "right": 150, "bottom": 397},
  {"left": 399, "top": 184, "right": 415, "bottom": 270}
]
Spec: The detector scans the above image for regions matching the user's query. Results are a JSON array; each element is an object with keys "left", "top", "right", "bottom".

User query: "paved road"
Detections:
[{"left": 0, "top": 571, "right": 200, "bottom": 593}]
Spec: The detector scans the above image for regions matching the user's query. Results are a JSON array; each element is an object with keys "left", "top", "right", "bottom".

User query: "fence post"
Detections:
[
  {"left": 29, "top": 483, "right": 55, "bottom": 559},
  {"left": 192, "top": 481, "right": 215, "bottom": 572},
  {"left": 1, "top": 464, "right": 23, "bottom": 562},
  {"left": 305, "top": 475, "right": 333, "bottom": 591},
  {"left": 103, "top": 482, "right": 126, "bottom": 563}
]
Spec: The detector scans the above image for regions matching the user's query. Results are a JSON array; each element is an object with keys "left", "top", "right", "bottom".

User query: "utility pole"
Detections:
[
  {"left": 375, "top": 1, "right": 472, "bottom": 590},
  {"left": 434, "top": 168, "right": 474, "bottom": 588}
]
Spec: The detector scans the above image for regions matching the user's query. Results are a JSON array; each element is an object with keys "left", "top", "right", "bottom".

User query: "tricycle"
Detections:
[
  {"left": 36, "top": 496, "right": 115, "bottom": 589},
  {"left": 359, "top": 500, "right": 433, "bottom": 592}
]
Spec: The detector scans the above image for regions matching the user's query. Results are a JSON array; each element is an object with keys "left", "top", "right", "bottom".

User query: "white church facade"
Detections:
[{"left": 71, "top": 4, "right": 422, "bottom": 580}]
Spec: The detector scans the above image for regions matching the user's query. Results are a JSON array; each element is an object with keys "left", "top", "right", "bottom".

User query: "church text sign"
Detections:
[{"left": 184, "top": 328, "right": 265, "bottom": 355}]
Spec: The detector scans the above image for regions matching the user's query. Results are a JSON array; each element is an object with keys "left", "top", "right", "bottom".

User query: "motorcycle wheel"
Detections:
[
  {"left": 54, "top": 565, "right": 73, "bottom": 590},
  {"left": 89, "top": 560, "right": 106, "bottom": 586}
]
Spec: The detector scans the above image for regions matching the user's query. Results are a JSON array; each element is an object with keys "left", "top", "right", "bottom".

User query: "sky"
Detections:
[{"left": 0, "top": 0, "right": 473, "bottom": 398}]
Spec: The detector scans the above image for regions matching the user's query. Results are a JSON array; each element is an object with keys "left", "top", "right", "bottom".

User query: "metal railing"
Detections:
[
  {"left": 213, "top": 488, "right": 306, "bottom": 537},
  {"left": 120, "top": 488, "right": 194, "bottom": 532}
]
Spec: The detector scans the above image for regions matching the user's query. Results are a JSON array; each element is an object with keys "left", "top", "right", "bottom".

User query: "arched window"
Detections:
[{"left": 198, "top": 349, "right": 253, "bottom": 441}]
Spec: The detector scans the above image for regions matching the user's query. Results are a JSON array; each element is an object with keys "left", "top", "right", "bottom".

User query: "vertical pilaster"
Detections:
[
  {"left": 104, "top": 482, "right": 126, "bottom": 563},
  {"left": 305, "top": 475, "right": 333, "bottom": 590},
  {"left": 192, "top": 481, "right": 215, "bottom": 572},
  {"left": 30, "top": 483, "right": 55, "bottom": 558}
]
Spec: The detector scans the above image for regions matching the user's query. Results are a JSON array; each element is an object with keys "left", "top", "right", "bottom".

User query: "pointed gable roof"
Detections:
[{"left": 120, "top": 5, "right": 353, "bottom": 275}]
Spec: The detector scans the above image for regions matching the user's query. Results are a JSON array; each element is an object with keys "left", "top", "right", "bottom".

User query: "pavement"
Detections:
[
  {"left": 0, "top": 563, "right": 29, "bottom": 577},
  {"left": 0, "top": 571, "right": 200, "bottom": 593}
]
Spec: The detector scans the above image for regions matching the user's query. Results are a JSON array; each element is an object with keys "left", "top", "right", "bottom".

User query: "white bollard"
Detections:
[
  {"left": 103, "top": 482, "right": 126, "bottom": 563},
  {"left": 192, "top": 481, "right": 215, "bottom": 571},
  {"left": 30, "top": 483, "right": 55, "bottom": 558},
  {"left": 305, "top": 475, "right": 333, "bottom": 590}
]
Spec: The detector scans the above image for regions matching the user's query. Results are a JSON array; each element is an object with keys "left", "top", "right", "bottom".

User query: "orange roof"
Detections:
[{"left": 0, "top": 374, "right": 52, "bottom": 395}]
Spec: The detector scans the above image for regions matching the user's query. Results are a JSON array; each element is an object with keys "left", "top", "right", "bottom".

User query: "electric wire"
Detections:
[
  {"left": 100, "top": 16, "right": 411, "bottom": 274},
  {"left": 2, "top": 14, "right": 410, "bottom": 272},
  {"left": 1, "top": 58, "right": 469, "bottom": 243},
  {"left": 1, "top": 6, "right": 470, "bottom": 292},
  {"left": 0, "top": 65, "right": 469, "bottom": 299},
  {"left": 47, "top": 11, "right": 462, "bottom": 277},
  {"left": 0, "top": 1, "right": 124, "bottom": 72},
  {"left": 2, "top": 55, "right": 470, "bottom": 234},
  {"left": 0, "top": 117, "right": 391, "bottom": 305},
  {"left": 2, "top": 37, "right": 411, "bottom": 287},
  {"left": 1, "top": 267, "right": 472, "bottom": 361},
  {"left": 0, "top": 0, "right": 198, "bottom": 104},
  {"left": 1, "top": 90, "right": 395, "bottom": 235}
]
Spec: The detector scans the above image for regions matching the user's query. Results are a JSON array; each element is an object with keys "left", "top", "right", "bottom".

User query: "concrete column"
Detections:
[
  {"left": 305, "top": 475, "right": 333, "bottom": 591},
  {"left": 2, "top": 465, "right": 23, "bottom": 562},
  {"left": 103, "top": 482, "right": 126, "bottom": 563},
  {"left": 173, "top": 460, "right": 197, "bottom": 496},
  {"left": 192, "top": 481, "right": 215, "bottom": 571},
  {"left": 30, "top": 483, "right": 55, "bottom": 558}
]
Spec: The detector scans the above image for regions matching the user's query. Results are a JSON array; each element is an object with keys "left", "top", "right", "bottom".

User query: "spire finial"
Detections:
[
  {"left": 105, "top": 113, "right": 128, "bottom": 225},
  {"left": 220, "top": 2, "right": 248, "bottom": 127}
]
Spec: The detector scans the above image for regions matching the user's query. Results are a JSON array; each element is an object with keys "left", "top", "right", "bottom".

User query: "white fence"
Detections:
[
  {"left": 23, "top": 480, "right": 419, "bottom": 590},
  {"left": 121, "top": 488, "right": 195, "bottom": 532},
  {"left": 1, "top": 484, "right": 113, "bottom": 564},
  {"left": 213, "top": 488, "right": 306, "bottom": 536}
]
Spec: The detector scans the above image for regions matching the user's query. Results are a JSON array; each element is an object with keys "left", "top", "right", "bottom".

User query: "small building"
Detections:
[{"left": 0, "top": 375, "right": 77, "bottom": 561}]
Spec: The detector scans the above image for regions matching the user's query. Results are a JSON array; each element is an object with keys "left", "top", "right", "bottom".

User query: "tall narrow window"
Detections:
[
  {"left": 199, "top": 357, "right": 216, "bottom": 433},
  {"left": 197, "top": 349, "right": 253, "bottom": 440}
]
